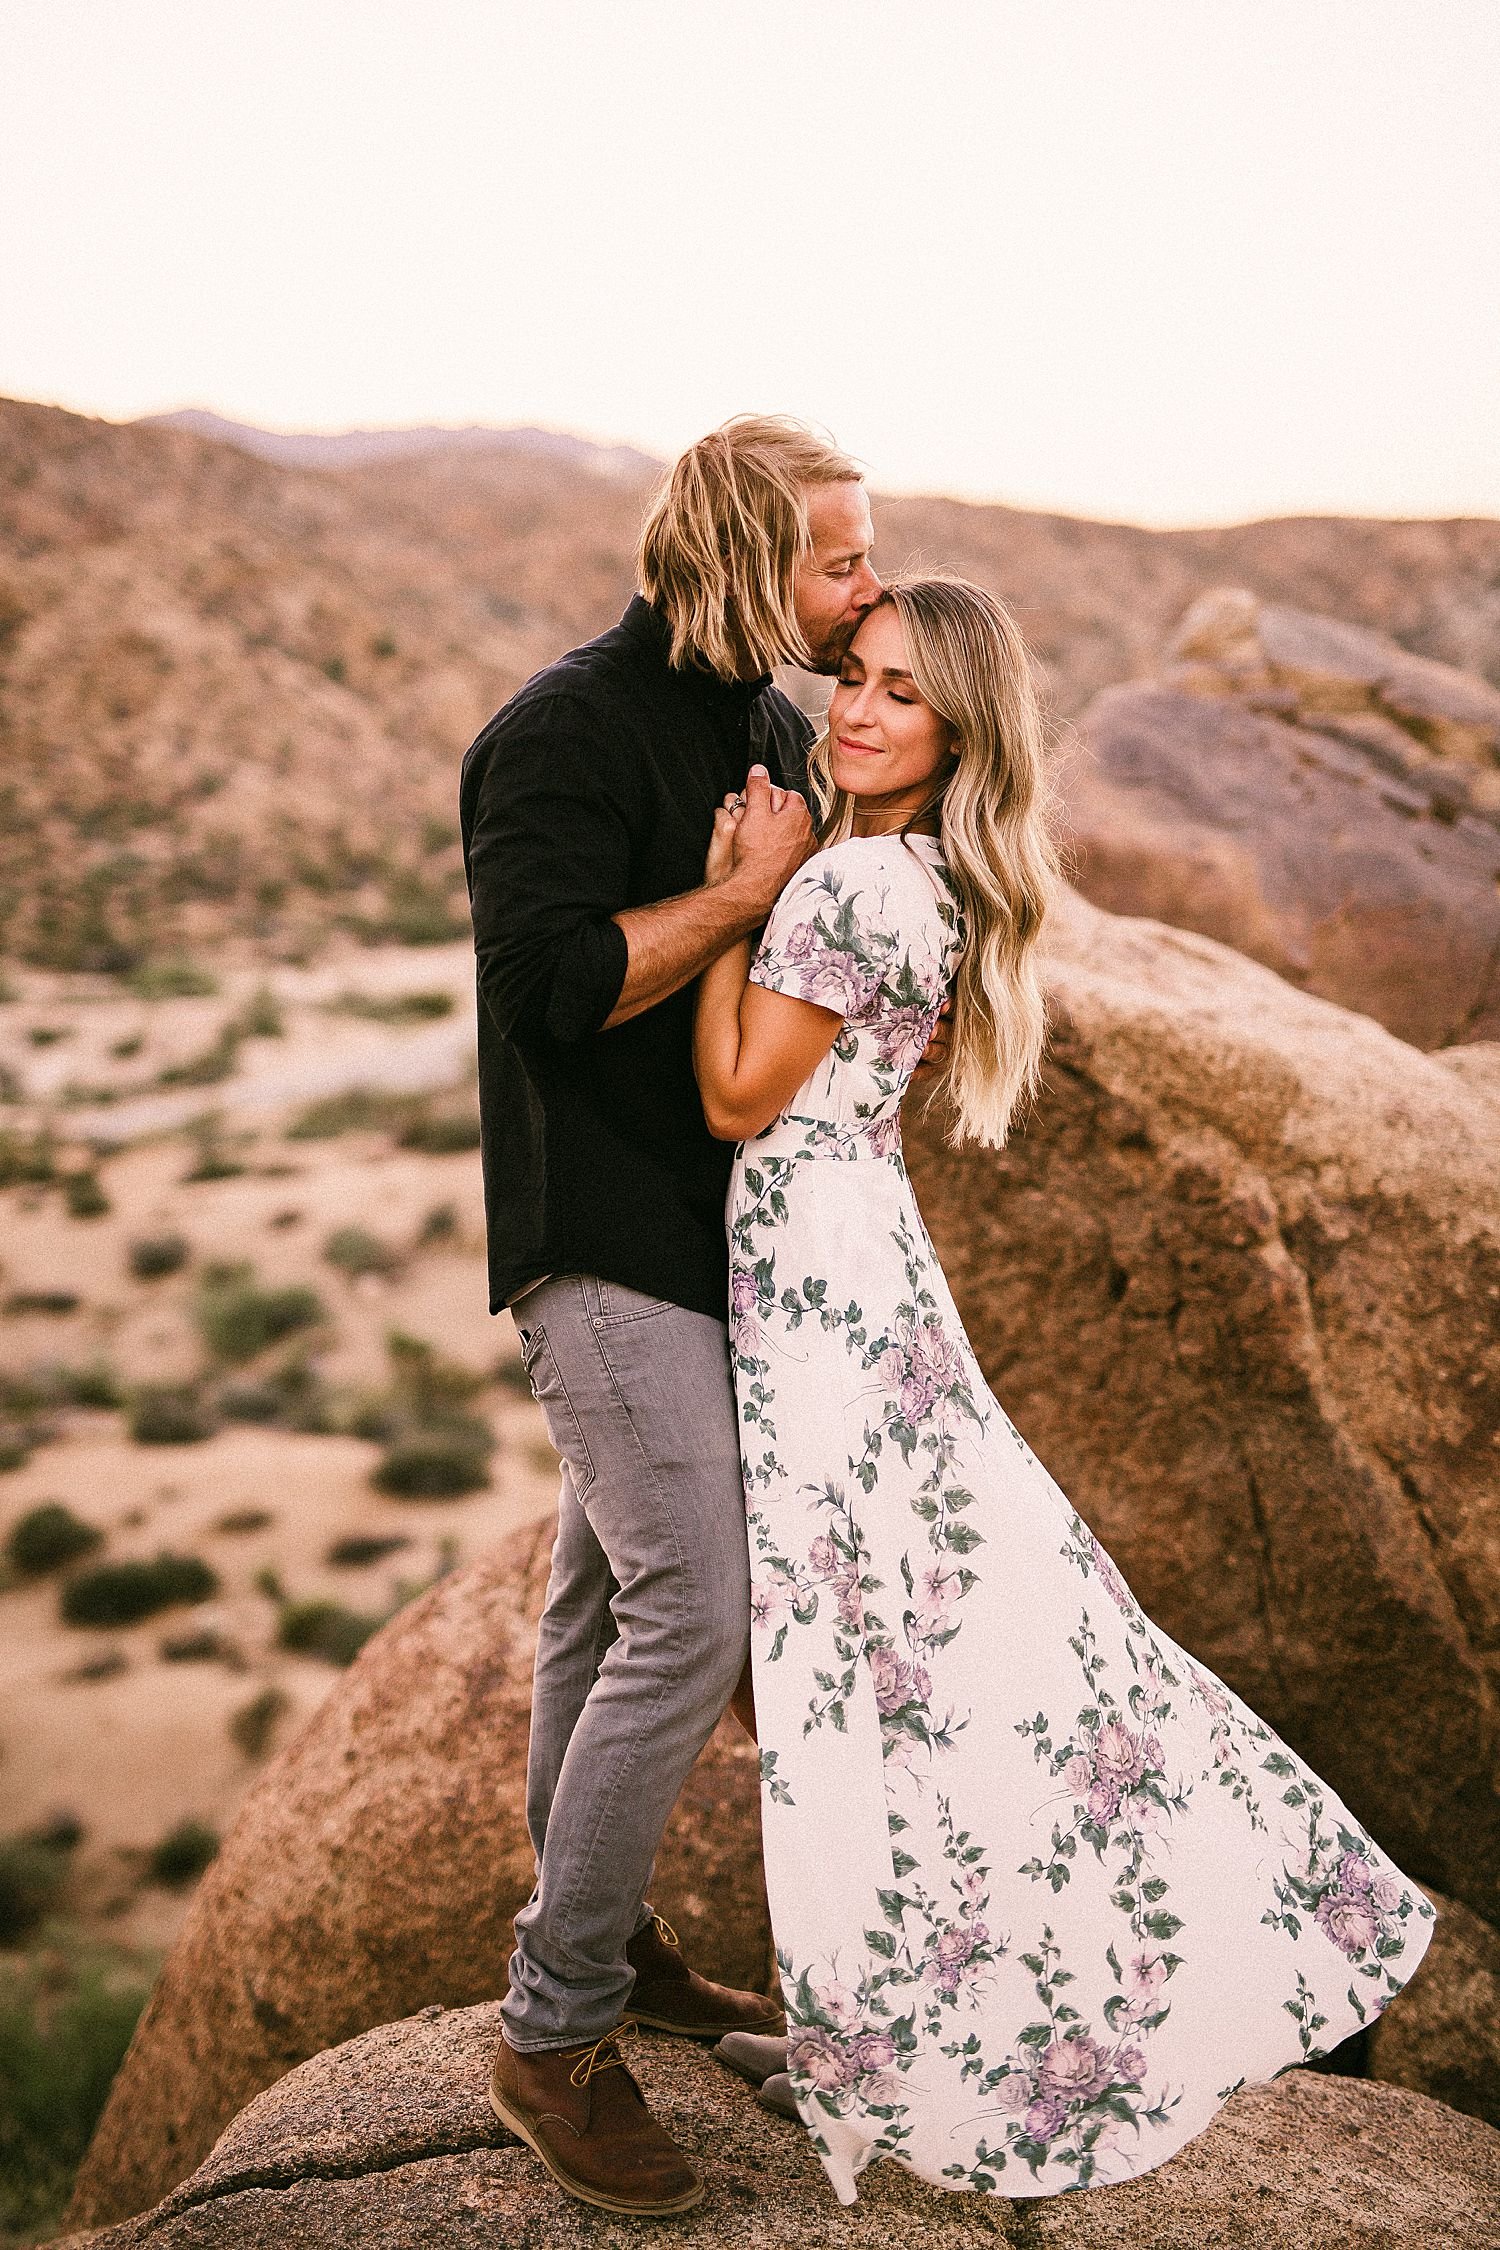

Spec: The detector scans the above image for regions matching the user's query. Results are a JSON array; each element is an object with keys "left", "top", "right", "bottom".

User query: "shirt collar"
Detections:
[{"left": 619, "top": 595, "right": 772, "bottom": 706}]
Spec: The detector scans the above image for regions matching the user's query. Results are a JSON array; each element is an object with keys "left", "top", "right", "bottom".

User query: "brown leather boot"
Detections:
[
  {"left": 488, "top": 2022, "right": 703, "bottom": 2215},
  {"left": 625, "top": 1914, "right": 786, "bottom": 2039}
]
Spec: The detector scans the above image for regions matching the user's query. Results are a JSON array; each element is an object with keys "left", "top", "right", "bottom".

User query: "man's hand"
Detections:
[{"left": 728, "top": 764, "right": 816, "bottom": 912}]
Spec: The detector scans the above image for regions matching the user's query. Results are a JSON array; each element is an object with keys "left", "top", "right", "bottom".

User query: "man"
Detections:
[{"left": 460, "top": 415, "right": 882, "bottom": 2215}]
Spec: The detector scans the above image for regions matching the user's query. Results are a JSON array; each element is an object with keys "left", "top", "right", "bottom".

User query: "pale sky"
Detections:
[{"left": 2, "top": 0, "right": 1497, "bottom": 526}]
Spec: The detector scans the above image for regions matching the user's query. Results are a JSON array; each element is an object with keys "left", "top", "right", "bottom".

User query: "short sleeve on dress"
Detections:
[{"left": 747, "top": 848, "right": 893, "bottom": 1022}]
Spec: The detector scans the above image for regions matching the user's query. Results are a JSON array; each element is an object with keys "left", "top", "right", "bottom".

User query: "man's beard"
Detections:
[{"left": 801, "top": 612, "right": 862, "bottom": 676}]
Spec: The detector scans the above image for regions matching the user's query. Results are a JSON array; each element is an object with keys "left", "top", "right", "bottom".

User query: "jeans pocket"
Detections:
[
  {"left": 591, "top": 1277, "right": 675, "bottom": 1327},
  {"left": 522, "top": 1329, "right": 594, "bottom": 1498}
]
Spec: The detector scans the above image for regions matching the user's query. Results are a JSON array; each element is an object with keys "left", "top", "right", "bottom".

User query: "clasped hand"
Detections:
[{"left": 703, "top": 763, "right": 814, "bottom": 901}]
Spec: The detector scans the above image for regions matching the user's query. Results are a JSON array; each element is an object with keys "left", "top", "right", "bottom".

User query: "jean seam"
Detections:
[
  {"left": 528, "top": 1326, "right": 595, "bottom": 1499},
  {"left": 546, "top": 1316, "right": 696, "bottom": 1960}
]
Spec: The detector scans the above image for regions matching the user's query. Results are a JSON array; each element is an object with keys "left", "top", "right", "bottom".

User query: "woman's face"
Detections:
[{"left": 828, "top": 603, "right": 956, "bottom": 821}]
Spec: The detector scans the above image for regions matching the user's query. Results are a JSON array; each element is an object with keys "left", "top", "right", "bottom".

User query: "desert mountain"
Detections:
[{"left": 3, "top": 394, "right": 1499, "bottom": 973}]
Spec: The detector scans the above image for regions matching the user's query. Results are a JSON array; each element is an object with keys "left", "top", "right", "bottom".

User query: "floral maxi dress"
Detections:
[{"left": 727, "top": 832, "right": 1436, "bottom": 2206}]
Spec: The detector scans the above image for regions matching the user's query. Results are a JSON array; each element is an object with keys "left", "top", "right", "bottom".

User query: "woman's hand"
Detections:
[{"left": 704, "top": 792, "right": 747, "bottom": 887}]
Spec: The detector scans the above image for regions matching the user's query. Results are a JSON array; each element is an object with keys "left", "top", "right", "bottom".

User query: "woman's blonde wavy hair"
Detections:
[
  {"left": 638, "top": 414, "right": 862, "bottom": 679},
  {"left": 806, "top": 576, "right": 1060, "bottom": 1151}
]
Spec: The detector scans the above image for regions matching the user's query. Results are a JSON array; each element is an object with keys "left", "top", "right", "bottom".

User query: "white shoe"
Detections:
[
  {"left": 757, "top": 2070, "right": 801, "bottom": 2121},
  {"left": 713, "top": 2030, "right": 788, "bottom": 2086}
]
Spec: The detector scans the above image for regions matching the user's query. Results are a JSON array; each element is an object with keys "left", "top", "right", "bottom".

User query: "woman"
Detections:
[{"left": 691, "top": 577, "right": 1436, "bottom": 2206}]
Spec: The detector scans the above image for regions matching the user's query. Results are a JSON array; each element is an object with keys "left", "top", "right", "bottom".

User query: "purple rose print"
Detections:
[
  {"left": 868, "top": 1643, "right": 931, "bottom": 1716},
  {"left": 1024, "top": 2094, "right": 1069, "bottom": 2141},
  {"left": 1037, "top": 2034, "right": 1114, "bottom": 2102},
  {"left": 730, "top": 1263, "right": 762, "bottom": 1355}
]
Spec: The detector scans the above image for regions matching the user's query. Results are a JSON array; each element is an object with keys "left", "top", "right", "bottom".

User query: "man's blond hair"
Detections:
[{"left": 637, "top": 414, "right": 861, "bottom": 680}]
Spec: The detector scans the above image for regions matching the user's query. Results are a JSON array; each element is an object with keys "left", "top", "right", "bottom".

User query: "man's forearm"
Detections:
[{"left": 603, "top": 877, "right": 772, "bottom": 1030}]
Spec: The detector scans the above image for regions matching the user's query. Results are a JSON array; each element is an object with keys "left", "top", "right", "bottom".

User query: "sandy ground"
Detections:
[{"left": 0, "top": 948, "right": 562, "bottom": 1955}]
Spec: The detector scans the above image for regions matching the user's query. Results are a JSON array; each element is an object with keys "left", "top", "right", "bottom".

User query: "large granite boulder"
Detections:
[
  {"left": 68, "top": 894, "right": 1500, "bottom": 2232},
  {"left": 64, "top": 1521, "right": 771, "bottom": 2233},
  {"left": 52, "top": 2000, "right": 1500, "bottom": 2249},
  {"left": 1063, "top": 590, "right": 1500, "bottom": 1046},
  {"left": 1367, "top": 1890, "right": 1500, "bottom": 2130}
]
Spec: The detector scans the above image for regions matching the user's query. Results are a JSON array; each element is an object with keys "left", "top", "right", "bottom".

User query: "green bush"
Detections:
[
  {"left": 323, "top": 1224, "right": 398, "bottom": 1278},
  {"left": 397, "top": 1110, "right": 482, "bottom": 1154},
  {"left": 0, "top": 1836, "right": 70, "bottom": 1945},
  {"left": 0, "top": 1939, "right": 153, "bottom": 2244},
  {"left": 0, "top": 1129, "right": 56, "bottom": 1187},
  {"left": 237, "top": 984, "right": 284, "bottom": 1038},
  {"left": 323, "top": 988, "right": 454, "bottom": 1024},
  {"left": 40, "top": 1359, "right": 123, "bottom": 1410},
  {"left": 157, "top": 1022, "right": 241, "bottom": 1087},
  {"left": 276, "top": 1598, "right": 383, "bottom": 1666},
  {"left": 60, "top": 1552, "right": 218, "bottom": 1626},
  {"left": 286, "top": 1086, "right": 403, "bottom": 1141},
  {"left": 127, "top": 958, "right": 218, "bottom": 999},
  {"left": 416, "top": 1200, "right": 458, "bottom": 1245},
  {"left": 216, "top": 1379, "right": 284, "bottom": 1425},
  {"left": 326, "top": 1533, "right": 409, "bottom": 1568},
  {"left": 371, "top": 1431, "right": 491, "bottom": 1499},
  {"left": 5, "top": 1502, "right": 102, "bottom": 1576},
  {"left": 3, "top": 1290, "right": 79, "bottom": 1316},
  {"left": 62, "top": 1168, "right": 111, "bottom": 1219},
  {"left": 147, "top": 1818, "right": 219, "bottom": 1888},
  {"left": 128, "top": 1384, "right": 216, "bottom": 1445},
  {"left": 158, "top": 1627, "right": 235, "bottom": 1664},
  {"left": 181, "top": 1117, "right": 245, "bottom": 1182},
  {"left": 214, "top": 1506, "right": 272, "bottom": 1534},
  {"left": 228, "top": 1685, "right": 290, "bottom": 1758},
  {"left": 128, "top": 1230, "right": 190, "bottom": 1279},
  {"left": 194, "top": 1263, "right": 324, "bottom": 1363}
]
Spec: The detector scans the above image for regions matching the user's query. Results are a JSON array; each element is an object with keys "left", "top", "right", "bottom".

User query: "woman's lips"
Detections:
[{"left": 836, "top": 736, "right": 882, "bottom": 757}]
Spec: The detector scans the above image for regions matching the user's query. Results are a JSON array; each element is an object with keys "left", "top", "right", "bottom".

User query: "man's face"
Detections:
[{"left": 791, "top": 481, "right": 881, "bottom": 674}]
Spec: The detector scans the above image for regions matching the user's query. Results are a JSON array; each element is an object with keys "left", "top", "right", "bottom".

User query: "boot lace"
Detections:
[{"left": 567, "top": 2018, "right": 639, "bottom": 2089}]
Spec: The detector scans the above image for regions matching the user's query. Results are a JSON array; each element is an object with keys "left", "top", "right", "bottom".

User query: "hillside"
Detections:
[{"left": 2, "top": 393, "right": 1498, "bottom": 971}]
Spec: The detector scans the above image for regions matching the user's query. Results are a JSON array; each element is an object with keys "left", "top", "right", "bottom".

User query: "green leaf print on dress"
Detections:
[{"left": 727, "top": 835, "right": 1436, "bottom": 2207}]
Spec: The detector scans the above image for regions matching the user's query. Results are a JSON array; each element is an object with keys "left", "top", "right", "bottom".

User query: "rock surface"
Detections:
[
  {"left": 1064, "top": 597, "right": 1500, "bottom": 1046},
  {"left": 52, "top": 2000, "right": 1500, "bottom": 2250},
  {"left": 64, "top": 1521, "right": 772, "bottom": 2233},
  {"left": 1367, "top": 1890, "right": 1500, "bottom": 2130},
  {"left": 68, "top": 895, "right": 1500, "bottom": 2232}
]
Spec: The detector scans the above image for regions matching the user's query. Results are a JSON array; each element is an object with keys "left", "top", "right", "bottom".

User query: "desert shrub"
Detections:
[
  {"left": 158, "top": 1627, "right": 237, "bottom": 1664},
  {"left": 38, "top": 1359, "right": 123, "bottom": 1410},
  {"left": 0, "top": 1127, "right": 55, "bottom": 1187},
  {"left": 323, "top": 1224, "right": 398, "bottom": 1278},
  {"left": 416, "top": 1200, "right": 458, "bottom": 1245},
  {"left": 147, "top": 1818, "right": 219, "bottom": 1888},
  {"left": 128, "top": 1384, "right": 216, "bottom": 1445},
  {"left": 128, "top": 1230, "right": 189, "bottom": 1279},
  {"left": 372, "top": 1430, "right": 491, "bottom": 1499},
  {"left": 326, "top": 1533, "right": 409, "bottom": 1568},
  {"left": 386, "top": 1329, "right": 486, "bottom": 1419},
  {"left": 157, "top": 1022, "right": 241, "bottom": 1087},
  {"left": 323, "top": 987, "right": 454, "bottom": 1024},
  {"left": 213, "top": 1506, "right": 272, "bottom": 1534},
  {"left": 276, "top": 1597, "right": 383, "bottom": 1666},
  {"left": 5, "top": 1502, "right": 102, "bottom": 1576},
  {"left": 286, "top": 1085, "right": 403, "bottom": 1141},
  {"left": 3, "top": 1289, "right": 80, "bottom": 1316},
  {"left": 109, "top": 1032, "right": 144, "bottom": 1060},
  {"left": 127, "top": 958, "right": 217, "bottom": 999},
  {"left": 341, "top": 1395, "right": 401, "bottom": 1442},
  {"left": 237, "top": 984, "right": 284, "bottom": 1038},
  {"left": 180, "top": 1114, "right": 245, "bottom": 1183},
  {"left": 397, "top": 1109, "right": 482, "bottom": 1154},
  {"left": 216, "top": 1379, "right": 284, "bottom": 1425},
  {"left": 228, "top": 1685, "right": 290, "bottom": 1758},
  {"left": 61, "top": 1646, "right": 128, "bottom": 1682},
  {"left": 370, "top": 871, "right": 468, "bottom": 946},
  {"left": 0, "top": 1437, "right": 31, "bottom": 1472},
  {"left": 62, "top": 1169, "right": 111, "bottom": 1219},
  {"left": 0, "top": 1835, "right": 71, "bottom": 1945},
  {"left": 61, "top": 1551, "right": 218, "bottom": 1626},
  {"left": 195, "top": 1262, "right": 324, "bottom": 1363},
  {"left": 0, "top": 1940, "right": 152, "bottom": 2243}
]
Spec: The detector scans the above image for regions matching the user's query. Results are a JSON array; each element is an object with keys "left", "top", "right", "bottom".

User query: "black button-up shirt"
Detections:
[{"left": 460, "top": 595, "right": 814, "bottom": 1321}]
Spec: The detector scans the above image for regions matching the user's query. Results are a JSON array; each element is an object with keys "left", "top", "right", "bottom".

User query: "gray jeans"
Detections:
[{"left": 502, "top": 1272, "right": 751, "bottom": 2051}]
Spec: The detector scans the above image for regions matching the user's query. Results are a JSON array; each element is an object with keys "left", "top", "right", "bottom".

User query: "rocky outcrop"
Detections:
[
  {"left": 53, "top": 2000, "right": 1500, "bottom": 2250},
  {"left": 68, "top": 895, "right": 1500, "bottom": 2232},
  {"left": 1368, "top": 1891, "right": 1500, "bottom": 2130},
  {"left": 1063, "top": 590, "right": 1500, "bottom": 1046},
  {"left": 64, "top": 1521, "right": 771, "bottom": 2233}
]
